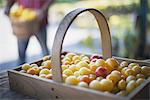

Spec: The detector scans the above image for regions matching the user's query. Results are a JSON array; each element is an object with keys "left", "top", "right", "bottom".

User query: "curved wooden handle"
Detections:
[{"left": 52, "top": 8, "right": 112, "bottom": 82}]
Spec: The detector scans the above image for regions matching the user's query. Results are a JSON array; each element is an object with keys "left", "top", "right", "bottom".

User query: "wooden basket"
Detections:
[
  {"left": 8, "top": 8, "right": 150, "bottom": 100},
  {"left": 10, "top": 17, "right": 39, "bottom": 39}
]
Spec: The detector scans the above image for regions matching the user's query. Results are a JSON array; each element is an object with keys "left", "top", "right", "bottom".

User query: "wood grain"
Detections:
[
  {"left": 8, "top": 70, "right": 124, "bottom": 100},
  {"left": 52, "top": 8, "right": 112, "bottom": 83},
  {"left": 8, "top": 8, "right": 150, "bottom": 100},
  {"left": 8, "top": 57, "right": 150, "bottom": 100}
]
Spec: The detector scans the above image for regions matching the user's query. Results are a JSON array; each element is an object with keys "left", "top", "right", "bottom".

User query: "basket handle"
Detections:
[{"left": 51, "top": 8, "right": 112, "bottom": 82}]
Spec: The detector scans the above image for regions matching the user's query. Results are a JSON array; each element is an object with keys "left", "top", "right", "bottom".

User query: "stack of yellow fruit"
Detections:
[
  {"left": 20, "top": 53, "right": 150, "bottom": 97},
  {"left": 10, "top": 6, "right": 37, "bottom": 21}
]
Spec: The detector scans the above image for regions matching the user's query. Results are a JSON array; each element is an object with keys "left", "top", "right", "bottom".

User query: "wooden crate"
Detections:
[
  {"left": 8, "top": 8, "right": 150, "bottom": 100},
  {"left": 8, "top": 57, "right": 150, "bottom": 100},
  {"left": 10, "top": 17, "right": 39, "bottom": 38}
]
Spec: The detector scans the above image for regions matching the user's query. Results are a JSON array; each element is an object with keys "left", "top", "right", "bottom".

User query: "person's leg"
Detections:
[
  {"left": 17, "top": 37, "right": 30, "bottom": 64},
  {"left": 35, "top": 27, "right": 49, "bottom": 56}
]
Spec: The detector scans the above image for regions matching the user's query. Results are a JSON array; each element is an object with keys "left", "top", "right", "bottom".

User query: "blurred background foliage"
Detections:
[
  {"left": 0, "top": 0, "right": 6, "bottom": 7},
  {"left": 51, "top": 0, "right": 150, "bottom": 59},
  {"left": 0, "top": 0, "right": 150, "bottom": 59}
]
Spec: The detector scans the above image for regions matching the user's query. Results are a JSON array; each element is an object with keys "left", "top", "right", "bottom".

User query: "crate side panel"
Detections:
[
  {"left": 8, "top": 71, "right": 125, "bottom": 100},
  {"left": 132, "top": 82, "right": 150, "bottom": 99},
  {"left": 8, "top": 71, "right": 54, "bottom": 100}
]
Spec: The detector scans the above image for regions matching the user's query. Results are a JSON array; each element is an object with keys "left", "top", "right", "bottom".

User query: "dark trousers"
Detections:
[{"left": 17, "top": 27, "right": 49, "bottom": 63}]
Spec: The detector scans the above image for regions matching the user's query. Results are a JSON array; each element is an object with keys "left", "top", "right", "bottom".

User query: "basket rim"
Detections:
[{"left": 8, "top": 53, "right": 150, "bottom": 99}]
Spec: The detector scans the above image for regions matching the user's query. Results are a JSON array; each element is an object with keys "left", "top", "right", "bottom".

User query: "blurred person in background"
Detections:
[{"left": 4, "top": 0, "right": 54, "bottom": 64}]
